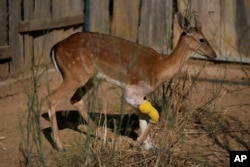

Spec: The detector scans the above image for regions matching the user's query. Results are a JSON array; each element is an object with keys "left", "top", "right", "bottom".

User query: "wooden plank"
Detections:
[
  {"left": 111, "top": 0, "right": 140, "bottom": 41},
  {"left": 0, "top": 1, "right": 9, "bottom": 82},
  {"left": 52, "top": 0, "right": 84, "bottom": 16},
  {"left": 52, "top": 0, "right": 84, "bottom": 45},
  {"left": 139, "top": 0, "right": 172, "bottom": 52},
  {"left": 23, "top": 0, "right": 34, "bottom": 71},
  {"left": 0, "top": 0, "right": 8, "bottom": 46},
  {"left": 0, "top": 63, "right": 10, "bottom": 79},
  {"left": 19, "top": 15, "right": 84, "bottom": 33},
  {"left": 9, "top": 0, "right": 23, "bottom": 76},
  {"left": 33, "top": 0, "right": 51, "bottom": 66},
  {"left": 52, "top": 0, "right": 65, "bottom": 47},
  {"left": 0, "top": 46, "right": 11, "bottom": 59},
  {"left": 88, "top": 0, "right": 110, "bottom": 33},
  {"left": 191, "top": 54, "right": 250, "bottom": 65},
  {"left": 34, "top": 0, "right": 51, "bottom": 19},
  {"left": 234, "top": 0, "right": 250, "bottom": 57}
]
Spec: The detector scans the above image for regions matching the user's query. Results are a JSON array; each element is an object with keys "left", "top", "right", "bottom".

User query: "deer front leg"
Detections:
[
  {"left": 47, "top": 81, "right": 82, "bottom": 152},
  {"left": 47, "top": 91, "right": 66, "bottom": 152},
  {"left": 70, "top": 83, "right": 97, "bottom": 133},
  {"left": 132, "top": 100, "right": 159, "bottom": 147},
  {"left": 49, "top": 108, "right": 65, "bottom": 152}
]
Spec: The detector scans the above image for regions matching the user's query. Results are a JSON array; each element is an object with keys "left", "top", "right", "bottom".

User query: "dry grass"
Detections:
[
  {"left": 17, "top": 63, "right": 250, "bottom": 167},
  {"left": 16, "top": 37, "right": 250, "bottom": 167}
]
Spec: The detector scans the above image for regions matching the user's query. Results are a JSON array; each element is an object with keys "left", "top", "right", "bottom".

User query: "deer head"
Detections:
[{"left": 176, "top": 12, "right": 217, "bottom": 59}]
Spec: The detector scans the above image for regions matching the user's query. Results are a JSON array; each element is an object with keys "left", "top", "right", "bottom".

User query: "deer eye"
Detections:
[{"left": 199, "top": 38, "right": 205, "bottom": 43}]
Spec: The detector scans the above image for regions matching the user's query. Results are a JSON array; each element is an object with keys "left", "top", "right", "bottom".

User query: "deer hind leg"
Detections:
[
  {"left": 133, "top": 100, "right": 159, "bottom": 149},
  {"left": 138, "top": 116, "right": 155, "bottom": 149},
  {"left": 46, "top": 80, "right": 83, "bottom": 152},
  {"left": 70, "top": 78, "right": 97, "bottom": 132},
  {"left": 125, "top": 97, "right": 159, "bottom": 149}
]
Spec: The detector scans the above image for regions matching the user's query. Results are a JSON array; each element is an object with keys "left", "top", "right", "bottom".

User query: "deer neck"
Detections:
[{"left": 153, "top": 36, "right": 192, "bottom": 87}]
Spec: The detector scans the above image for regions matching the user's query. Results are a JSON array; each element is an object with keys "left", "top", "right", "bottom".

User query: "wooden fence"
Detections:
[
  {"left": 0, "top": 0, "right": 22, "bottom": 78},
  {"left": 176, "top": 0, "right": 250, "bottom": 62},
  {"left": 19, "top": 0, "right": 84, "bottom": 73},
  {"left": 87, "top": 0, "right": 173, "bottom": 52},
  {"left": 0, "top": 0, "right": 84, "bottom": 79},
  {"left": 0, "top": 0, "right": 249, "bottom": 79}
]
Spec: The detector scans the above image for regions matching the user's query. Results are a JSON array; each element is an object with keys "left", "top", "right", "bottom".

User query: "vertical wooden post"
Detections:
[
  {"left": 139, "top": 0, "right": 172, "bottom": 53},
  {"left": 84, "top": 0, "right": 90, "bottom": 31},
  {"left": 88, "top": 0, "right": 110, "bottom": 33},
  {"left": 33, "top": 0, "right": 52, "bottom": 66},
  {"left": 23, "top": 0, "right": 34, "bottom": 72},
  {"left": 0, "top": 0, "right": 10, "bottom": 78},
  {"left": 9, "top": 0, "right": 23, "bottom": 76},
  {"left": 52, "top": 0, "right": 84, "bottom": 46},
  {"left": 111, "top": 0, "right": 140, "bottom": 41},
  {"left": 0, "top": 0, "right": 8, "bottom": 46}
]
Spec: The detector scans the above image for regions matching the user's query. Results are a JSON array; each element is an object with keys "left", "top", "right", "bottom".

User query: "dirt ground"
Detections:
[{"left": 0, "top": 63, "right": 250, "bottom": 167}]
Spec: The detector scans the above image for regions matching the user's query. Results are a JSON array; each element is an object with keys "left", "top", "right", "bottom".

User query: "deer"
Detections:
[{"left": 46, "top": 12, "right": 217, "bottom": 152}]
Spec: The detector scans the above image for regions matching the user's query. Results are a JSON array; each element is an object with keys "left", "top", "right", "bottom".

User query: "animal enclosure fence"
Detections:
[
  {"left": 0, "top": 0, "right": 85, "bottom": 79},
  {"left": 0, "top": 0, "right": 249, "bottom": 80},
  {"left": 0, "top": 0, "right": 21, "bottom": 78}
]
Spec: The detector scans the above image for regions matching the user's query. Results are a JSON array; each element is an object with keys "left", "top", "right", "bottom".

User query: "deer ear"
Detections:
[
  {"left": 176, "top": 12, "right": 191, "bottom": 33},
  {"left": 194, "top": 14, "right": 202, "bottom": 31}
]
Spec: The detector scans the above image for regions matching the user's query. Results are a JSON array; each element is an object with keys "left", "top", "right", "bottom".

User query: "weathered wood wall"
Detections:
[
  {"left": 87, "top": 0, "right": 173, "bottom": 53},
  {"left": 0, "top": 0, "right": 249, "bottom": 80},
  {"left": 0, "top": 0, "right": 9, "bottom": 78},
  {"left": 176, "top": 0, "right": 250, "bottom": 59},
  {"left": 0, "top": 0, "right": 22, "bottom": 78},
  {"left": 21, "top": 0, "right": 84, "bottom": 71},
  {"left": 139, "top": 0, "right": 173, "bottom": 52},
  {"left": 0, "top": 0, "right": 84, "bottom": 79}
]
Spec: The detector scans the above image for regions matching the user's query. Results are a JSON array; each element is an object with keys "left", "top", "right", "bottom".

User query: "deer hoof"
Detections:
[
  {"left": 129, "top": 140, "right": 142, "bottom": 148},
  {"left": 57, "top": 147, "right": 66, "bottom": 152}
]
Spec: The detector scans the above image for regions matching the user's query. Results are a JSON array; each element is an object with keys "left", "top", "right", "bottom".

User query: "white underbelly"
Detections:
[
  {"left": 96, "top": 73, "right": 153, "bottom": 107},
  {"left": 96, "top": 73, "right": 123, "bottom": 87}
]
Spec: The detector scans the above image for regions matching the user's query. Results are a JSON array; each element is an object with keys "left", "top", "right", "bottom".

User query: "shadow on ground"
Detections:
[{"left": 41, "top": 110, "right": 139, "bottom": 149}]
